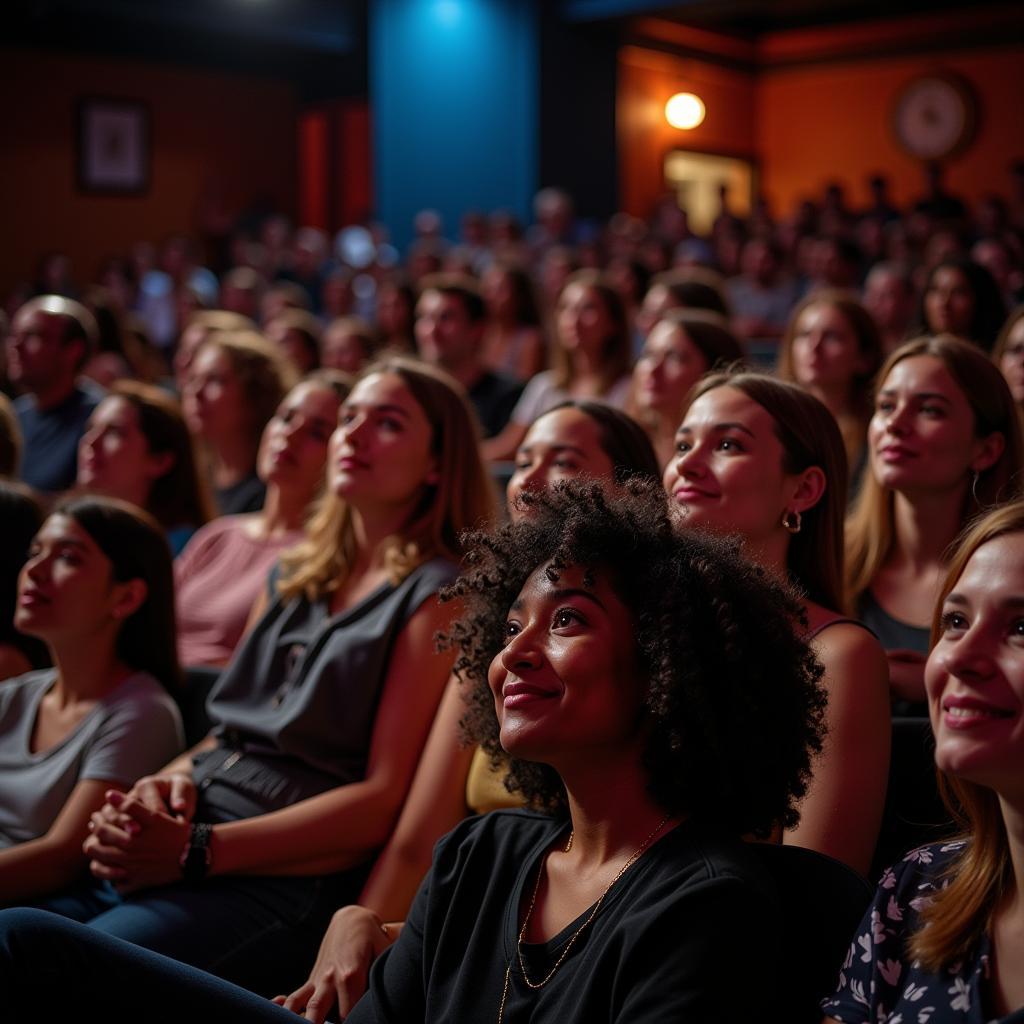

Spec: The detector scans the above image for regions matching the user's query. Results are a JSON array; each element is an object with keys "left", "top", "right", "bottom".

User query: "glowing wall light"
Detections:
[{"left": 665, "top": 92, "right": 706, "bottom": 130}]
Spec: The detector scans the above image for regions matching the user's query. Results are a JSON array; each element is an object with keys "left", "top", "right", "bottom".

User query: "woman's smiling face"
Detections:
[
  {"left": 663, "top": 386, "right": 793, "bottom": 545},
  {"left": 927, "top": 531, "right": 1024, "bottom": 798},
  {"left": 867, "top": 355, "right": 990, "bottom": 497},
  {"left": 488, "top": 562, "right": 644, "bottom": 763}
]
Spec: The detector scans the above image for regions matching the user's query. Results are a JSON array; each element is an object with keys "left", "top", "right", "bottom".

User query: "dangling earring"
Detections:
[
  {"left": 971, "top": 470, "right": 981, "bottom": 505},
  {"left": 781, "top": 509, "right": 802, "bottom": 534}
]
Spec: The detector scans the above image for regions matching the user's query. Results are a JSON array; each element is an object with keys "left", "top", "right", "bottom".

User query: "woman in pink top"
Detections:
[{"left": 175, "top": 374, "right": 349, "bottom": 667}]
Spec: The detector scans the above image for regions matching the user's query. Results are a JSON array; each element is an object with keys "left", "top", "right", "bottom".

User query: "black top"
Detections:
[
  {"left": 214, "top": 472, "right": 266, "bottom": 516},
  {"left": 15, "top": 381, "right": 103, "bottom": 493},
  {"left": 468, "top": 370, "right": 523, "bottom": 439},
  {"left": 348, "top": 809, "right": 782, "bottom": 1024}
]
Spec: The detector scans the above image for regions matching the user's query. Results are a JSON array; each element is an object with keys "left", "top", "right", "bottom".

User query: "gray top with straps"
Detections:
[{"left": 194, "top": 556, "right": 458, "bottom": 820}]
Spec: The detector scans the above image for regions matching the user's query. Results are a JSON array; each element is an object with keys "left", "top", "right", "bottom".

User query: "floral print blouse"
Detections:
[{"left": 822, "top": 841, "right": 1024, "bottom": 1024}]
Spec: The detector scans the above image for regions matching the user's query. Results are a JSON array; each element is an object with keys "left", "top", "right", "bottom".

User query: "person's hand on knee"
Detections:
[{"left": 273, "top": 905, "right": 399, "bottom": 1022}]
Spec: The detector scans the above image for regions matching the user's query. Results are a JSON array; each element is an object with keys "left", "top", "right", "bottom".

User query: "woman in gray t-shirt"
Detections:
[
  {"left": 78, "top": 359, "right": 497, "bottom": 996},
  {"left": 0, "top": 497, "right": 183, "bottom": 903}
]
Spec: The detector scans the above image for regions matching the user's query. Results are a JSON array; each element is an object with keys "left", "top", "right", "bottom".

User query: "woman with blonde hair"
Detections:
[
  {"left": 173, "top": 373, "right": 348, "bottom": 667},
  {"left": 777, "top": 289, "right": 884, "bottom": 488},
  {"left": 664, "top": 370, "right": 890, "bottom": 874},
  {"left": 846, "top": 335, "right": 1023, "bottom": 706},
  {"left": 183, "top": 329, "right": 298, "bottom": 515},
  {"left": 24, "top": 358, "right": 496, "bottom": 997},
  {"left": 824, "top": 498, "right": 1024, "bottom": 1022}
]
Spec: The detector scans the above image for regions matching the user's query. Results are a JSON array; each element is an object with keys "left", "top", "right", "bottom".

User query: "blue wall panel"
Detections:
[{"left": 371, "top": 0, "right": 538, "bottom": 252}]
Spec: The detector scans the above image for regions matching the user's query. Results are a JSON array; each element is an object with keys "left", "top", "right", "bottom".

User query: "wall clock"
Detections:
[{"left": 892, "top": 74, "right": 977, "bottom": 161}]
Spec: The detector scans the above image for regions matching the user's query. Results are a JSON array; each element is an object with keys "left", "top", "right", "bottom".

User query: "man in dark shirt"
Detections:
[
  {"left": 414, "top": 274, "right": 522, "bottom": 438},
  {"left": 6, "top": 296, "right": 104, "bottom": 494},
  {"left": 913, "top": 161, "right": 967, "bottom": 223}
]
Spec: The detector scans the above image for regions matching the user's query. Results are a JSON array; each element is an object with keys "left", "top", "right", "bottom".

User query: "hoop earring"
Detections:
[
  {"left": 781, "top": 509, "right": 802, "bottom": 534},
  {"left": 971, "top": 470, "right": 981, "bottom": 504}
]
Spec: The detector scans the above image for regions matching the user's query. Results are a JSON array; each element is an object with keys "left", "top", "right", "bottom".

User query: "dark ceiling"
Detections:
[
  {"left": 6, "top": 0, "right": 367, "bottom": 99},
  {"left": 6, "top": 0, "right": 1022, "bottom": 97},
  {"left": 564, "top": 0, "right": 1022, "bottom": 37}
]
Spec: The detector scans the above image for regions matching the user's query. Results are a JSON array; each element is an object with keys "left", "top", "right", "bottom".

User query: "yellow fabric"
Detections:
[{"left": 465, "top": 746, "right": 525, "bottom": 814}]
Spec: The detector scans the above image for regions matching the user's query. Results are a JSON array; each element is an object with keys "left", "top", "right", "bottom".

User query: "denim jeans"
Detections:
[
  {"left": 33, "top": 870, "right": 362, "bottom": 997},
  {"left": 0, "top": 908, "right": 306, "bottom": 1022}
]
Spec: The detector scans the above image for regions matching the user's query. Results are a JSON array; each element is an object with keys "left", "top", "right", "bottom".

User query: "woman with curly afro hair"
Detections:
[{"left": 0, "top": 481, "right": 826, "bottom": 1024}]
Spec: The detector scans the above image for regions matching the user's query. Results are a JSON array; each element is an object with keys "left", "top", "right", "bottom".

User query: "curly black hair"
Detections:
[{"left": 440, "top": 479, "right": 828, "bottom": 838}]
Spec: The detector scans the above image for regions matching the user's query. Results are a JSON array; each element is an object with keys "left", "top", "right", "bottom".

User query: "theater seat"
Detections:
[
  {"left": 870, "top": 716, "right": 955, "bottom": 882},
  {"left": 177, "top": 666, "right": 221, "bottom": 747},
  {"left": 752, "top": 843, "right": 872, "bottom": 1023}
]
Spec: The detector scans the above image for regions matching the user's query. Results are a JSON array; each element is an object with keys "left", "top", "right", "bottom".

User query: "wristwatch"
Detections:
[{"left": 179, "top": 822, "right": 213, "bottom": 882}]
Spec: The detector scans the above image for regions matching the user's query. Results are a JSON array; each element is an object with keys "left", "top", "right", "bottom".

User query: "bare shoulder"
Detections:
[
  {"left": 804, "top": 604, "right": 886, "bottom": 676},
  {"left": 814, "top": 622, "right": 885, "bottom": 664}
]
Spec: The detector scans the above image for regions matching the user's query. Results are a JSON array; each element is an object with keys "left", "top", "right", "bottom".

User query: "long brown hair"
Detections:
[
  {"left": 909, "top": 499, "right": 1024, "bottom": 971},
  {"left": 277, "top": 357, "right": 497, "bottom": 602},
  {"left": 56, "top": 496, "right": 180, "bottom": 693},
  {"left": 550, "top": 270, "right": 632, "bottom": 393},
  {"left": 845, "top": 335, "right": 1024, "bottom": 610},
  {"left": 682, "top": 371, "right": 848, "bottom": 611},
  {"left": 198, "top": 330, "right": 299, "bottom": 451},
  {"left": 628, "top": 309, "right": 745, "bottom": 436},
  {"left": 777, "top": 290, "right": 883, "bottom": 405},
  {"left": 110, "top": 381, "right": 214, "bottom": 531}
]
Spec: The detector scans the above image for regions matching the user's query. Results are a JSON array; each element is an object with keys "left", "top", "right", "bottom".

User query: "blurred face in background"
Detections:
[
  {"left": 924, "top": 267, "right": 974, "bottom": 339},
  {"left": 633, "top": 321, "right": 709, "bottom": 422},
  {"left": 78, "top": 396, "right": 171, "bottom": 507},
  {"left": 789, "top": 303, "right": 865, "bottom": 395}
]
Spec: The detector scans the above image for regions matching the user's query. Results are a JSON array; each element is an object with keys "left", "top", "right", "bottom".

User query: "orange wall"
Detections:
[
  {"left": 618, "top": 45, "right": 756, "bottom": 219},
  {"left": 0, "top": 48, "right": 298, "bottom": 297},
  {"left": 756, "top": 45, "right": 1024, "bottom": 213},
  {"left": 618, "top": 31, "right": 1024, "bottom": 219}
]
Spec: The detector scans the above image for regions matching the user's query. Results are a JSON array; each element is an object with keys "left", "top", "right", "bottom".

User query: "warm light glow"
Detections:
[{"left": 665, "top": 93, "right": 706, "bottom": 130}]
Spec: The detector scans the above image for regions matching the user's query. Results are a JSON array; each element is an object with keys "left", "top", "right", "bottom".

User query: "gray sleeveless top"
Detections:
[
  {"left": 857, "top": 590, "right": 930, "bottom": 655},
  {"left": 193, "top": 556, "right": 458, "bottom": 821}
]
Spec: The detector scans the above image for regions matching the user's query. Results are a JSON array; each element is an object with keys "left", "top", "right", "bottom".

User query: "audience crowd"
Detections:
[{"left": 2, "top": 167, "right": 1024, "bottom": 1021}]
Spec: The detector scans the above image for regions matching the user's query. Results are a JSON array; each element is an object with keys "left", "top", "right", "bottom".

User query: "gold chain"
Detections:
[{"left": 496, "top": 814, "right": 670, "bottom": 1023}]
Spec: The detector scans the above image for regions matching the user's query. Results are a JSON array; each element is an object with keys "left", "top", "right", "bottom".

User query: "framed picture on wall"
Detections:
[{"left": 77, "top": 98, "right": 150, "bottom": 193}]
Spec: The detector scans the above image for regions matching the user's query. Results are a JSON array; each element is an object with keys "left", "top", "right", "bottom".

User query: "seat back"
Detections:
[
  {"left": 870, "top": 716, "right": 954, "bottom": 881},
  {"left": 752, "top": 843, "right": 872, "bottom": 1023},
  {"left": 176, "top": 665, "right": 221, "bottom": 748}
]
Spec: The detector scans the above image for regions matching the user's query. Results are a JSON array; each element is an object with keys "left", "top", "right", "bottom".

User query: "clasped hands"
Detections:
[
  {"left": 83, "top": 776, "right": 398, "bottom": 1021},
  {"left": 83, "top": 772, "right": 195, "bottom": 893}
]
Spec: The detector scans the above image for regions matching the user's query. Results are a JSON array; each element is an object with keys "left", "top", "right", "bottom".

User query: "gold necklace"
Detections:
[{"left": 496, "top": 814, "right": 671, "bottom": 1024}]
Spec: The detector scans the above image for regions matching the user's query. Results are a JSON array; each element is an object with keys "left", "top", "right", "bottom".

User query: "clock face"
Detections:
[{"left": 893, "top": 75, "right": 975, "bottom": 161}]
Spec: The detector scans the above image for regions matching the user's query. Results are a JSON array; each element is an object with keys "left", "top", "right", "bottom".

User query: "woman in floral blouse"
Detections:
[{"left": 823, "top": 499, "right": 1024, "bottom": 1024}]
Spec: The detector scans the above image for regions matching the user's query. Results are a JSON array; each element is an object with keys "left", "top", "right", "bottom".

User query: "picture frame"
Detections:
[{"left": 77, "top": 97, "right": 150, "bottom": 194}]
